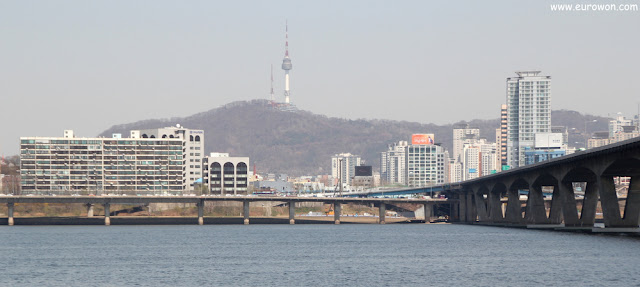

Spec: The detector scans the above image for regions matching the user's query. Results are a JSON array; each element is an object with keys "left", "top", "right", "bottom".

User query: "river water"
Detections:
[{"left": 1, "top": 224, "right": 639, "bottom": 286}]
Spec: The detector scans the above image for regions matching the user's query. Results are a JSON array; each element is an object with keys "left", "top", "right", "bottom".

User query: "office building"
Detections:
[
  {"left": 352, "top": 165, "right": 374, "bottom": 188},
  {"left": 202, "top": 152, "right": 249, "bottom": 194},
  {"left": 523, "top": 133, "right": 566, "bottom": 165},
  {"left": 20, "top": 130, "right": 183, "bottom": 194},
  {"left": 406, "top": 134, "right": 445, "bottom": 187},
  {"left": 506, "top": 71, "right": 552, "bottom": 168}
]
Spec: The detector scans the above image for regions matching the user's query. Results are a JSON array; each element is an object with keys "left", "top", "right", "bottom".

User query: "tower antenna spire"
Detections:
[
  {"left": 285, "top": 20, "right": 289, "bottom": 57},
  {"left": 270, "top": 64, "right": 274, "bottom": 102}
]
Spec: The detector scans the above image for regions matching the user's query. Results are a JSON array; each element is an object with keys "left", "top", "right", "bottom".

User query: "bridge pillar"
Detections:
[
  {"left": 86, "top": 204, "right": 94, "bottom": 217},
  {"left": 458, "top": 195, "right": 466, "bottom": 223},
  {"left": 548, "top": 183, "right": 563, "bottom": 224},
  {"left": 466, "top": 192, "right": 475, "bottom": 223},
  {"left": 424, "top": 203, "right": 432, "bottom": 223},
  {"left": 489, "top": 191, "right": 503, "bottom": 222},
  {"left": 526, "top": 184, "right": 549, "bottom": 224},
  {"left": 473, "top": 191, "right": 489, "bottom": 222},
  {"left": 559, "top": 182, "right": 580, "bottom": 227},
  {"left": 104, "top": 203, "right": 110, "bottom": 226},
  {"left": 505, "top": 188, "right": 522, "bottom": 224},
  {"left": 580, "top": 179, "right": 599, "bottom": 227},
  {"left": 289, "top": 201, "right": 295, "bottom": 225},
  {"left": 451, "top": 202, "right": 458, "bottom": 222},
  {"left": 198, "top": 200, "right": 204, "bottom": 225},
  {"left": 7, "top": 203, "right": 14, "bottom": 226},
  {"left": 243, "top": 201, "right": 250, "bottom": 225},
  {"left": 379, "top": 203, "right": 386, "bottom": 224},
  {"left": 599, "top": 176, "right": 624, "bottom": 227},
  {"left": 622, "top": 176, "right": 640, "bottom": 227},
  {"left": 333, "top": 203, "right": 340, "bottom": 224}
]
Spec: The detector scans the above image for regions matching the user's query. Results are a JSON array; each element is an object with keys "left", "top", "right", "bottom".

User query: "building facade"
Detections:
[
  {"left": 202, "top": 153, "right": 249, "bottom": 195},
  {"left": 506, "top": 71, "right": 552, "bottom": 168},
  {"left": 499, "top": 104, "right": 508, "bottom": 167},
  {"left": 406, "top": 143, "right": 445, "bottom": 187},
  {"left": 380, "top": 141, "right": 408, "bottom": 185},
  {"left": 331, "top": 153, "right": 361, "bottom": 186},
  {"left": 136, "top": 125, "right": 204, "bottom": 191},
  {"left": 452, "top": 125, "right": 480, "bottom": 162},
  {"left": 20, "top": 130, "right": 183, "bottom": 194}
]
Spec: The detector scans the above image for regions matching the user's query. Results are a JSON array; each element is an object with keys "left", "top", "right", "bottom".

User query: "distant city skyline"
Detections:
[{"left": 1, "top": 0, "right": 639, "bottom": 154}]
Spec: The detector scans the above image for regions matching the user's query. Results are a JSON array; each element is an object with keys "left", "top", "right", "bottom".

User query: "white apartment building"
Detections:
[
  {"left": 609, "top": 115, "right": 635, "bottom": 138},
  {"left": 462, "top": 140, "right": 499, "bottom": 180},
  {"left": 136, "top": 125, "right": 204, "bottom": 191},
  {"left": 380, "top": 141, "right": 408, "bottom": 185},
  {"left": 462, "top": 145, "right": 480, "bottom": 181},
  {"left": 331, "top": 153, "right": 361, "bottom": 186},
  {"left": 202, "top": 153, "right": 249, "bottom": 194},
  {"left": 448, "top": 159, "right": 462, "bottom": 183},
  {"left": 452, "top": 125, "right": 480, "bottom": 162},
  {"left": 507, "top": 71, "right": 552, "bottom": 168},
  {"left": 20, "top": 130, "right": 183, "bottom": 194}
]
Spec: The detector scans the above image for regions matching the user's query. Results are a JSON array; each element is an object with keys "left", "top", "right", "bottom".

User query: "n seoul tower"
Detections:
[{"left": 281, "top": 21, "right": 293, "bottom": 104}]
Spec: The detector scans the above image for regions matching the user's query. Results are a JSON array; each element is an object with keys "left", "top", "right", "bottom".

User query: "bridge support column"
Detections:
[
  {"left": 548, "top": 183, "right": 563, "bottom": 224},
  {"left": 489, "top": 191, "right": 502, "bottom": 222},
  {"left": 622, "top": 176, "right": 640, "bottom": 227},
  {"left": 379, "top": 203, "right": 386, "bottom": 224},
  {"left": 466, "top": 193, "right": 475, "bottom": 223},
  {"left": 424, "top": 204, "right": 432, "bottom": 223},
  {"left": 580, "top": 180, "right": 599, "bottom": 227},
  {"left": 459, "top": 195, "right": 466, "bottom": 223},
  {"left": 560, "top": 182, "right": 580, "bottom": 226},
  {"left": 7, "top": 203, "right": 14, "bottom": 226},
  {"left": 473, "top": 192, "right": 488, "bottom": 222},
  {"left": 599, "top": 176, "right": 624, "bottom": 227},
  {"left": 86, "top": 204, "right": 94, "bottom": 217},
  {"left": 334, "top": 203, "right": 341, "bottom": 224},
  {"left": 243, "top": 201, "right": 250, "bottom": 225},
  {"left": 451, "top": 202, "right": 458, "bottom": 222},
  {"left": 104, "top": 203, "right": 110, "bottom": 226},
  {"left": 505, "top": 189, "right": 522, "bottom": 224},
  {"left": 289, "top": 202, "right": 295, "bottom": 225},
  {"left": 526, "top": 185, "right": 548, "bottom": 224},
  {"left": 198, "top": 200, "right": 204, "bottom": 225}
]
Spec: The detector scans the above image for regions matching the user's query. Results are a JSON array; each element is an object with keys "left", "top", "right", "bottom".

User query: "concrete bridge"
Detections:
[
  {"left": 0, "top": 195, "right": 452, "bottom": 226},
  {"left": 444, "top": 136, "right": 640, "bottom": 232}
]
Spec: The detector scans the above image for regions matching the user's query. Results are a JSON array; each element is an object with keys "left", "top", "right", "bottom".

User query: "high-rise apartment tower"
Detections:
[{"left": 506, "top": 71, "right": 551, "bottom": 168}]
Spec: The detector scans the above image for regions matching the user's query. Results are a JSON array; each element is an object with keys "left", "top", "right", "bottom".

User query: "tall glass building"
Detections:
[{"left": 506, "top": 71, "right": 551, "bottom": 168}]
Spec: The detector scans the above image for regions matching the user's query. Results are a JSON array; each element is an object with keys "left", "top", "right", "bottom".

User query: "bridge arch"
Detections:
[
  {"left": 528, "top": 173, "right": 561, "bottom": 224},
  {"left": 600, "top": 158, "right": 640, "bottom": 226},
  {"left": 561, "top": 167, "right": 599, "bottom": 226}
]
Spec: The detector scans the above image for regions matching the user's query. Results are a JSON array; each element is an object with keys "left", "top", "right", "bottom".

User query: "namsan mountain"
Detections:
[{"left": 99, "top": 99, "right": 610, "bottom": 176}]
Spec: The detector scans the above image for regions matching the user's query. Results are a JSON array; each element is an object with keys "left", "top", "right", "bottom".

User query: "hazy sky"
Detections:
[{"left": 1, "top": 0, "right": 639, "bottom": 154}]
